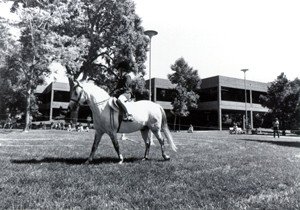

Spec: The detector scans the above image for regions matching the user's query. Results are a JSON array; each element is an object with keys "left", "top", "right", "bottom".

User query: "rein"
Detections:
[
  {"left": 95, "top": 98, "right": 110, "bottom": 106},
  {"left": 71, "top": 83, "right": 110, "bottom": 107}
]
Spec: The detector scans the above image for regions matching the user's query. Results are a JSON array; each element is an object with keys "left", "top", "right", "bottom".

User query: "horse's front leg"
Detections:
[
  {"left": 109, "top": 132, "right": 124, "bottom": 164},
  {"left": 86, "top": 132, "right": 104, "bottom": 164}
]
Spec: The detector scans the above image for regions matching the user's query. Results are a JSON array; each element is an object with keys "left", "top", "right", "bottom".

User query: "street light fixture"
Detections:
[
  {"left": 241, "top": 69, "right": 249, "bottom": 131},
  {"left": 144, "top": 30, "right": 158, "bottom": 101}
]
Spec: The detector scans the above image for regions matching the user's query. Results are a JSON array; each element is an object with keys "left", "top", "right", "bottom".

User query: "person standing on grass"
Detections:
[{"left": 273, "top": 118, "right": 280, "bottom": 138}]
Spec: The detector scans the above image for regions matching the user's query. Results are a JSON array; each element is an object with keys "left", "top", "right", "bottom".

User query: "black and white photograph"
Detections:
[{"left": 0, "top": 0, "right": 299, "bottom": 209}]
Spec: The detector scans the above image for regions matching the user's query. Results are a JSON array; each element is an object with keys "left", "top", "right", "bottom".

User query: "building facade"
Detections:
[
  {"left": 36, "top": 75, "right": 269, "bottom": 130},
  {"left": 148, "top": 76, "right": 269, "bottom": 130},
  {"left": 35, "top": 82, "right": 91, "bottom": 122}
]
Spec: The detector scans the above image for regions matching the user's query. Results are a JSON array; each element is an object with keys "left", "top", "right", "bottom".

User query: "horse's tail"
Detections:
[{"left": 160, "top": 106, "right": 177, "bottom": 152}]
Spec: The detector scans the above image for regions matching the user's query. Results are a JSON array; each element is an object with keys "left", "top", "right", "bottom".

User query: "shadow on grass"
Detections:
[
  {"left": 10, "top": 156, "right": 145, "bottom": 165},
  {"left": 241, "top": 138, "right": 300, "bottom": 148}
]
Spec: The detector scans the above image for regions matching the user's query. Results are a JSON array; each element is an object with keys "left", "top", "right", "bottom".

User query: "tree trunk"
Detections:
[
  {"left": 68, "top": 77, "right": 79, "bottom": 127},
  {"left": 173, "top": 115, "right": 177, "bottom": 131},
  {"left": 179, "top": 116, "right": 181, "bottom": 132},
  {"left": 24, "top": 91, "right": 31, "bottom": 132}
]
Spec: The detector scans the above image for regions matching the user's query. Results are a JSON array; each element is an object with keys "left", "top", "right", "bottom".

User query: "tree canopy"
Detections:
[
  {"left": 0, "top": 17, "right": 15, "bottom": 119},
  {"left": 260, "top": 73, "right": 300, "bottom": 130},
  {"left": 10, "top": 0, "right": 148, "bottom": 91},
  {"left": 168, "top": 57, "right": 202, "bottom": 118}
]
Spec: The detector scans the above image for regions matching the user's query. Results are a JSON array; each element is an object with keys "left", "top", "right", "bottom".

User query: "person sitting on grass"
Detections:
[{"left": 188, "top": 124, "right": 194, "bottom": 133}]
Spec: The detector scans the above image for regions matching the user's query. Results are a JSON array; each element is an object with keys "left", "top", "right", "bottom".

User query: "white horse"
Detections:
[{"left": 68, "top": 79, "right": 177, "bottom": 164}]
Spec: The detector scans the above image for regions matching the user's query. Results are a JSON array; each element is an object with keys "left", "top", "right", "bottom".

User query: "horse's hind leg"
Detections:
[
  {"left": 152, "top": 129, "right": 170, "bottom": 161},
  {"left": 141, "top": 127, "right": 151, "bottom": 160},
  {"left": 86, "top": 132, "right": 104, "bottom": 164},
  {"left": 108, "top": 132, "right": 124, "bottom": 164}
]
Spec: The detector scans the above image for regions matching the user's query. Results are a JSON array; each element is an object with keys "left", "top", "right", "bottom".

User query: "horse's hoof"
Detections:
[
  {"left": 163, "top": 155, "right": 170, "bottom": 161},
  {"left": 142, "top": 157, "right": 149, "bottom": 161},
  {"left": 118, "top": 160, "right": 124, "bottom": 164},
  {"left": 118, "top": 155, "right": 124, "bottom": 164},
  {"left": 85, "top": 160, "right": 91, "bottom": 164}
]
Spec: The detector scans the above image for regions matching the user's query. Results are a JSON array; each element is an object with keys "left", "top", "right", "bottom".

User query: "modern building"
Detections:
[
  {"left": 36, "top": 75, "right": 269, "bottom": 130},
  {"left": 147, "top": 76, "right": 269, "bottom": 130},
  {"left": 35, "top": 82, "right": 91, "bottom": 122}
]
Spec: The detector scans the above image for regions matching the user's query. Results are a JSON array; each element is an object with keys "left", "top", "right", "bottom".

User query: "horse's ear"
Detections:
[
  {"left": 77, "top": 72, "right": 89, "bottom": 83},
  {"left": 77, "top": 72, "right": 84, "bottom": 82}
]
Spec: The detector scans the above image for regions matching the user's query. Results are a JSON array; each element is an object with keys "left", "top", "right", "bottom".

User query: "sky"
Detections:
[
  {"left": 1, "top": 0, "right": 299, "bottom": 83},
  {"left": 133, "top": 0, "right": 300, "bottom": 82}
]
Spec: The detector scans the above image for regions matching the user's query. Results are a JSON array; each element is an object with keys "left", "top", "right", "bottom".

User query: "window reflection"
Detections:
[
  {"left": 221, "top": 87, "right": 250, "bottom": 102},
  {"left": 53, "top": 91, "right": 70, "bottom": 102}
]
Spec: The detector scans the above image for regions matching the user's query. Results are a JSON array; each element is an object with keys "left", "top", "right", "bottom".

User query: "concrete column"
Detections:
[
  {"left": 49, "top": 89, "right": 54, "bottom": 121},
  {"left": 218, "top": 108, "right": 222, "bottom": 131},
  {"left": 218, "top": 84, "right": 222, "bottom": 131},
  {"left": 153, "top": 79, "right": 156, "bottom": 102},
  {"left": 250, "top": 110, "right": 253, "bottom": 129},
  {"left": 249, "top": 85, "right": 253, "bottom": 129}
]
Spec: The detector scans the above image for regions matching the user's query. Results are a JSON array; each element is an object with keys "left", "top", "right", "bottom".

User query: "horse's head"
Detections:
[{"left": 68, "top": 80, "right": 87, "bottom": 111}]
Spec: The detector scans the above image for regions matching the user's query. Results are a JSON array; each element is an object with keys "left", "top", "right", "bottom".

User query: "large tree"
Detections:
[
  {"left": 0, "top": 18, "right": 13, "bottom": 119},
  {"left": 260, "top": 73, "right": 300, "bottom": 131},
  {"left": 1, "top": 1, "right": 53, "bottom": 131},
  {"left": 0, "top": 17, "right": 24, "bottom": 121},
  {"left": 8, "top": 0, "right": 148, "bottom": 125},
  {"left": 12, "top": 0, "right": 148, "bottom": 90},
  {"left": 13, "top": 0, "right": 148, "bottom": 122},
  {"left": 168, "top": 57, "right": 202, "bottom": 130}
]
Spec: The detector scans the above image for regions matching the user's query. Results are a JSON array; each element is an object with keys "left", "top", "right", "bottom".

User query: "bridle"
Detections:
[
  {"left": 70, "top": 83, "right": 84, "bottom": 107},
  {"left": 69, "top": 81, "right": 110, "bottom": 108}
]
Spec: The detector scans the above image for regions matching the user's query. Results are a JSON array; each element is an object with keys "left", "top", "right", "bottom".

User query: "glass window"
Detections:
[
  {"left": 53, "top": 91, "right": 70, "bottom": 102},
  {"left": 222, "top": 109, "right": 245, "bottom": 128},
  {"left": 221, "top": 87, "right": 250, "bottom": 102},
  {"left": 156, "top": 88, "right": 175, "bottom": 102},
  {"left": 52, "top": 108, "right": 66, "bottom": 120},
  {"left": 198, "top": 87, "right": 218, "bottom": 102},
  {"left": 38, "top": 91, "right": 51, "bottom": 104}
]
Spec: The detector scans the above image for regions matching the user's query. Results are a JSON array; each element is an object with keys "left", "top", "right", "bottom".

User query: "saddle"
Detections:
[
  {"left": 108, "top": 97, "right": 133, "bottom": 122},
  {"left": 108, "top": 97, "right": 120, "bottom": 111}
]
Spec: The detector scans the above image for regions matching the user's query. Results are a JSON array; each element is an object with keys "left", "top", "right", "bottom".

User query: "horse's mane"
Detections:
[{"left": 80, "top": 81, "right": 110, "bottom": 99}]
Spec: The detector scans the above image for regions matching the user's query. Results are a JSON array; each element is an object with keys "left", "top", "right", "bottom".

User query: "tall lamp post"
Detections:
[
  {"left": 241, "top": 69, "right": 249, "bottom": 131},
  {"left": 144, "top": 30, "right": 158, "bottom": 101}
]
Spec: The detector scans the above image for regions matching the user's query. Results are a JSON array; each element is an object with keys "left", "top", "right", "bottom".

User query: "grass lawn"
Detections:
[{"left": 0, "top": 129, "right": 300, "bottom": 209}]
